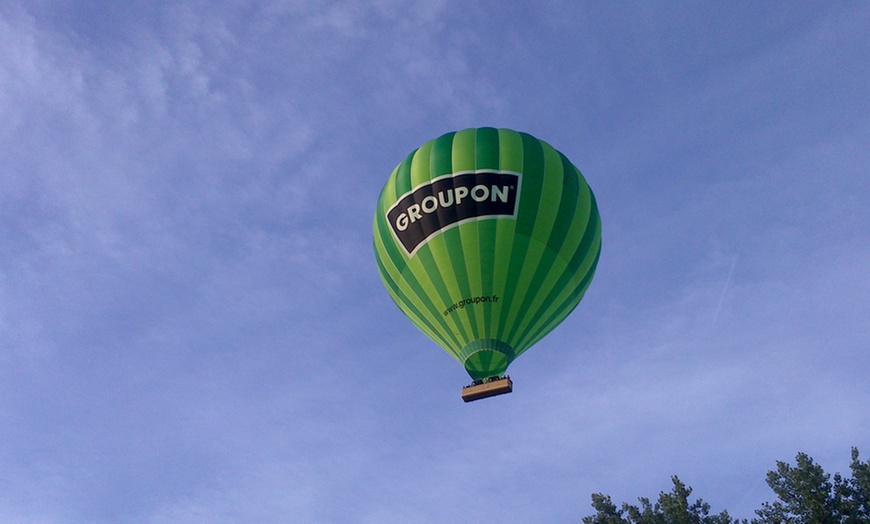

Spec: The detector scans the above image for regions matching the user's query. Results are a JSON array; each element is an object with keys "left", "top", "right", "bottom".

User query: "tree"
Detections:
[
  {"left": 582, "top": 476, "right": 739, "bottom": 524},
  {"left": 581, "top": 448, "right": 869, "bottom": 524},
  {"left": 755, "top": 448, "right": 870, "bottom": 523}
]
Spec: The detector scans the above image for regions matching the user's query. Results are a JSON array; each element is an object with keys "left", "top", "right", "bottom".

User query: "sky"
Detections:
[{"left": 1, "top": 1, "right": 868, "bottom": 522}]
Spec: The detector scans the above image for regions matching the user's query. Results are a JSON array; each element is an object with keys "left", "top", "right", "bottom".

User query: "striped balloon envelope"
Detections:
[{"left": 373, "top": 127, "right": 601, "bottom": 399}]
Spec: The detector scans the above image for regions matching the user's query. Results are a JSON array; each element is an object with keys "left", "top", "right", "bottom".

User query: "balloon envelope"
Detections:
[{"left": 373, "top": 128, "right": 601, "bottom": 381}]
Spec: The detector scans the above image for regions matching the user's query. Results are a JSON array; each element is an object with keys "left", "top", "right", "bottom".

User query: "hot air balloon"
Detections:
[{"left": 372, "top": 128, "right": 601, "bottom": 401}]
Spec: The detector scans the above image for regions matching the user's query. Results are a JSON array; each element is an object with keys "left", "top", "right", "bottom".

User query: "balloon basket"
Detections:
[{"left": 461, "top": 376, "right": 513, "bottom": 402}]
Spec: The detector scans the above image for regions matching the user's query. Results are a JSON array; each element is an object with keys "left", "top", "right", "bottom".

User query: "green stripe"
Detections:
[
  {"left": 452, "top": 129, "right": 482, "bottom": 337},
  {"left": 373, "top": 204, "right": 464, "bottom": 353},
  {"left": 475, "top": 127, "right": 500, "bottom": 170},
  {"left": 521, "top": 247, "right": 601, "bottom": 351},
  {"left": 416, "top": 244, "right": 471, "bottom": 351},
  {"left": 374, "top": 243, "right": 462, "bottom": 353},
  {"left": 490, "top": 129, "right": 524, "bottom": 339},
  {"left": 409, "top": 141, "right": 433, "bottom": 187},
  {"left": 501, "top": 138, "right": 563, "bottom": 346},
  {"left": 492, "top": 133, "right": 544, "bottom": 341},
  {"left": 408, "top": 138, "right": 475, "bottom": 347},
  {"left": 505, "top": 151, "right": 580, "bottom": 346},
  {"left": 431, "top": 132, "right": 456, "bottom": 176},
  {"left": 451, "top": 128, "right": 477, "bottom": 171},
  {"left": 421, "top": 133, "right": 473, "bottom": 351},
  {"left": 516, "top": 198, "right": 601, "bottom": 351},
  {"left": 474, "top": 128, "right": 500, "bottom": 339},
  {"left": 508, "top": 154, "right": 586, "bottom": 347},
  {"left": 408, "top": 141, "right": 471, "bottom": 350},
  {"left": 547, "top": 153, "right": 581, "bottom": 253},
  {"left": 476, "top": 220, "right": 498, "bottom": 335},
  {"left": 393, "top": 152, "right": 414, "bottom": 198},
  {"left": 514, "top": 184, "right": 600, "bottom": 351},
  {"left": 373, "top": 248, "right": 452, "bottom": 351}
]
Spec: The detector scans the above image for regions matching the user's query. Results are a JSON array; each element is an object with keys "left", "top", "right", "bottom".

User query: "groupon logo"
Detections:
[{"left": 386, "top": 170, "right": 521, "bottom": 256}]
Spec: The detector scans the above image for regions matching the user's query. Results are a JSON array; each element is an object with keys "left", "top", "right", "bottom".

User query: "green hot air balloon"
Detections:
[{"left": 373, "top": 128, "right": 601, "bottom": 401}]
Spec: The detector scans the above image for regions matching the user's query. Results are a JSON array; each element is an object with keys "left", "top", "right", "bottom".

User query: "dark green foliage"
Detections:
[
  {"left": 755, "top": 448, "right": 870, "bottom": 523},
  {"left": 582, "top": 476, "right": 740, "bottom": 524},
  {"left": 582, "top": 448, "right": 870, "bottom": 524}
]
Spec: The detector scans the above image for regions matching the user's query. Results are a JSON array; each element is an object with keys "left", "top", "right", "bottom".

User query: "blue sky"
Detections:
[{"left": 1, "top": 2, "right": 868, "bottom": 522}]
